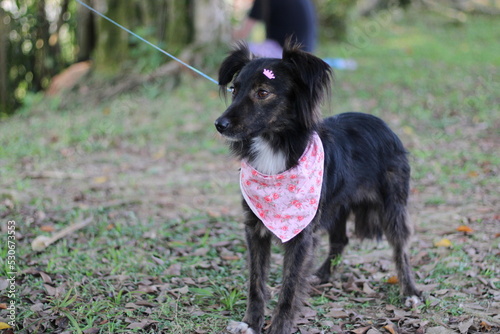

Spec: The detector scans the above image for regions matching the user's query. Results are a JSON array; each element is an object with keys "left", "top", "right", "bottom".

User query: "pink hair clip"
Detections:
[{"left": 263, "top": 69, "right": 275, "bottom": 80}]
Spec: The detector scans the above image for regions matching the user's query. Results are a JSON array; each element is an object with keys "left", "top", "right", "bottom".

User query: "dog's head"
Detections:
[{"left": 214, "top": 42, "right": 332, "bottom": 141}]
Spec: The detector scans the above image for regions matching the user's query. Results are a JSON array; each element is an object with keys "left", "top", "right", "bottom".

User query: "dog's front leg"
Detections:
[
  {"left": 228, "top": 211, "right": 272, "bottom": 334},
  {"left": 268, "top": 229, "right": 315, "bottom": 334}
]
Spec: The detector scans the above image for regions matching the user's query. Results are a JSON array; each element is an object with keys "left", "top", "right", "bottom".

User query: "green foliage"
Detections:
[
  {"left": 128, "top": 27, "right": 166, "bottom": 73},
  {"left": 2, "top": 0, "right": 77, "bottom": 114},
  {"left": 314, "top": 0, "right": 357, "bottom": 41}
]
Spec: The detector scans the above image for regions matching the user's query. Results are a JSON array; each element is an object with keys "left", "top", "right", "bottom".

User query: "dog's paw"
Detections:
[
  {"left": 404, "top": 295, "right": 422, "bottom": 308},
  {"left": 227, "top": 321, "right": 257, "bottom": 334},
  {"left": 307, "top": 274, "right": 321, "bottom": 285}
]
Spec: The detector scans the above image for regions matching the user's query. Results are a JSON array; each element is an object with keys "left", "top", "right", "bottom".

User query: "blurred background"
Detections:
[{"left": 2, "top": 0, "right": 499, "bottom": 115}]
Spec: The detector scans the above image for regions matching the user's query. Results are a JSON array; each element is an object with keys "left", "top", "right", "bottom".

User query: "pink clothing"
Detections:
[{"left": 240, "top": 133, "right": 324, "bottom": 242}]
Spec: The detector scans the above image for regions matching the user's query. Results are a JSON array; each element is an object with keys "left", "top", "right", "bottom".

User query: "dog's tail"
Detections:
[
  {"left": 353, "top": 205, "right": 384, "bottom": 241},
  {"left": 353, "top": 158, "right": 412, "bottom": 243}
]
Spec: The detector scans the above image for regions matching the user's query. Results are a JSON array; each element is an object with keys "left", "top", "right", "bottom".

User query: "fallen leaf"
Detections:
[
  {"left": 426, "top": 326, "right": 456, "bottom": 334},
  {"left": 419, "top": 283, "right": 439, "bottom": 292},
  {"left": 193, "top": 247, "right": 209, "bottom": 256},
  {"left": 197, "top": 276, "right": 210, "bottom": 284},
  {"left": 300, "top": 307, "right": 317, "bottom": 319},
  {"left": 363, "top": 282, "right": 376, "bottom": 296},
  {"left": 220, "top": 254, "right": 240, "bottom": 261},
  {"left": 182, "top": 277, "right": 196, "bottom": 285},
  {"left": 151, "top": 255, "right": 165, "bottom": 266},
  {"left": 386, "top": 276, "right": 399, "bottom": 284},
  {"left": 93, "top": 176, "right": 108, "bottom": 184},
  {"left": 343, "top": 275, "right": 361, "bottom": 292},
  {"left": 39, "top": 271, "right": 52, "bottom": 284},
  {"left": 393, "top": 308, "right": 410, "bottom": 319},
  {"left": 402, "top": 125, "right": 415, "bottom": 135},
  {"left": 383, "top": 323, "right": 398, "bottom": 334},
  {"left": 165, "top": 263, "right": 182, "bottom": 276},
  {"left": 138, "top": 284, "right": 157, "bottom": 294},
  {"left": 177, "top": 286, "right": 189, "bottom": 294},
  {"left": 0, "top": 322, "right": 12, "bottom": 329},
  {"left": 467, "top": 170, "right": 479, "bottom": 178},
  {"left": 125, "top": 302, "right": 139, "bottom": 309},
  {"left": 0, "top": 279, "right": 8, "bottom": 291},
  {"left": 458, "top": 318, "right": 474, "bottom": 334},
  {"left": 135, "top": 300, "right": 157, "bottom": 307},
  {"left": 351, "top": 326, "right": 372, "bottom": 334},
  {"left": 324, "top": 308, "right": 349, "bottom": 319},
  {"left": 415, "top": 320, "right": 429, "bottom": 334},
  {"left": 320, "top": 320, "right": 334, "bottom": 327},
  {"left": 44, "top": 283, "right": 65, "bottom": 297},
  {"left": 0, "top": 303, "right": 6, "bottom": 309},
  {"left": 195, "top": 329, "right": 208, "bottom": 334},
  {"left": 127, "top": 321, "right": 150, "bottom": 329},
  {"left": 434, "top": 238, "right": 452, "bottom": 247},
  {"left": 479, "top": 320, "right": 492, "bottom": 331},
  {"left": 40, "top": 225, "right": 55, "bottom": 232},
  {"left": 329, "top": 325, "right": 343, "bottom": 333},
  {"left": 433, "top": 288, "right": 449, "bottom": 296},
  {"left": 456, "top": 225, "right": 473, "bottom": 233},
  {"left": 152, "top": 149, "right": 165, "bottom": 159},
  {"left": 367, "top": 329, "right": 382, "bottom": 334}
]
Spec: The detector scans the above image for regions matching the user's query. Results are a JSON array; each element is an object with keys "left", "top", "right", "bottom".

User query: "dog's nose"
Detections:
[{"left": 214, "top": 117, "right": 230, "bottom": 133}]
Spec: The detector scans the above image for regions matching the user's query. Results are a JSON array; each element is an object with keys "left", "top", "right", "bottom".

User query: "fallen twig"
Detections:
[
  {"left": 31, "top": 216, "right": 93, "bottom": 251},
  {"left": 24, "top": 171, "right": 85, "bottom": 180},
  {"left": 421, "top": 0, "right": 468, "bottom": 22}
]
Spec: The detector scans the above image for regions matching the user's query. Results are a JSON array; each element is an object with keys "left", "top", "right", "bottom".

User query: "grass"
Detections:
[{"left": 1, "top": 8, "right": 499, "bottom": 334}]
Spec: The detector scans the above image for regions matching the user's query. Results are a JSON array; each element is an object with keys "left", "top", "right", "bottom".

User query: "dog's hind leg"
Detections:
[
  {"left": 268, "top": 229, "right": 316, "bottom": 334},
  {"left": 385, "top": 218, "right": 422, "bottom": 306},
  {"left": 228, "top": 211, "right": 272, "bottom": 334},
  {"left": 383, "top": 202, "right": 422, "bottom": 307},
  {"left": 379, "top": 163, "right": 422, "bottom": 307},
  {"left": 392, "top": 241, "right": 421, "bottom": 307},
  {"left": 314, "top": 206, "right": 349, "bottom": 283}
]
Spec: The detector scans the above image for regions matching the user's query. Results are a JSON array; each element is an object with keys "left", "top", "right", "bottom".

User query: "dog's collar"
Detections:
[{"left": 240, "top": 132, "right": 324, "bottom": 242}]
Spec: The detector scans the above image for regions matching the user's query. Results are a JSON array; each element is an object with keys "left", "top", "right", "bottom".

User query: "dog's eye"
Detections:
[
  {"left": 256, "top": 90, "right": 269, "bottom": 99},
  {"left": 229, "top": 86, "right": 237, "bottom": 97}
]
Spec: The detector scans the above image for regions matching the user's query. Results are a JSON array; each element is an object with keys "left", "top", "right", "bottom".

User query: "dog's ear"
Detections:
[
  {"left": 218, "top": 42, "right": 253, "bottom": 97},
  {"left": 282, "top": 41, "right": 332, "bottom": 99},
  {"left": 282, "top": 40, "right": 332, "bottom": 130}
]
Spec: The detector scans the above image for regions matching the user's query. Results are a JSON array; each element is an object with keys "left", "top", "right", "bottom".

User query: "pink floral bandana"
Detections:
[{"left": 240, "top": 133, "right": 324, "bottom": 242}]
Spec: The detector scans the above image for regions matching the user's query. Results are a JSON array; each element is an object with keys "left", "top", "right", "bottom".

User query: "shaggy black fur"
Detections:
[{"left": 215, "top": 42, "right": 421, "bottom": 334}]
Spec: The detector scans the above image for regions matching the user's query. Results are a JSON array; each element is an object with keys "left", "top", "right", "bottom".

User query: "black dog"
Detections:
[{"left": 215, "top": 42, "right": 421, "bottom": 334}]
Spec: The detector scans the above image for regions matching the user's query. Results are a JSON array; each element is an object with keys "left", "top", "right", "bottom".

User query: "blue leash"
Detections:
[{"left": 75, "top": 0, "right": 219, "bottom": 86}]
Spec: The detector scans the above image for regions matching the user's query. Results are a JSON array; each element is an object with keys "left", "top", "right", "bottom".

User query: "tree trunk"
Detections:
[
  {"left": 193, "top": 0, "right": 231, "bottom": 45},
  {"left": 94, "top": 0, "right": 130, "bottom": 73},
  {"left": 34, "top": 0, "right": 51, "bottom": 90},
  {"left": 77, "top": 0, "right": 96, "bottom": 61},
  {"left": 0, "top": 8, "right": 8, "bottom": 114},
  {"left": 166, "top": 0, "right": 194, "bottom": 53}
]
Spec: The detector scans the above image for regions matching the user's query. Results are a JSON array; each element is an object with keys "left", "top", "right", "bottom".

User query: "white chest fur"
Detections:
[{"left": 249, "top": 137, "right": 287, "bottom": 175}]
